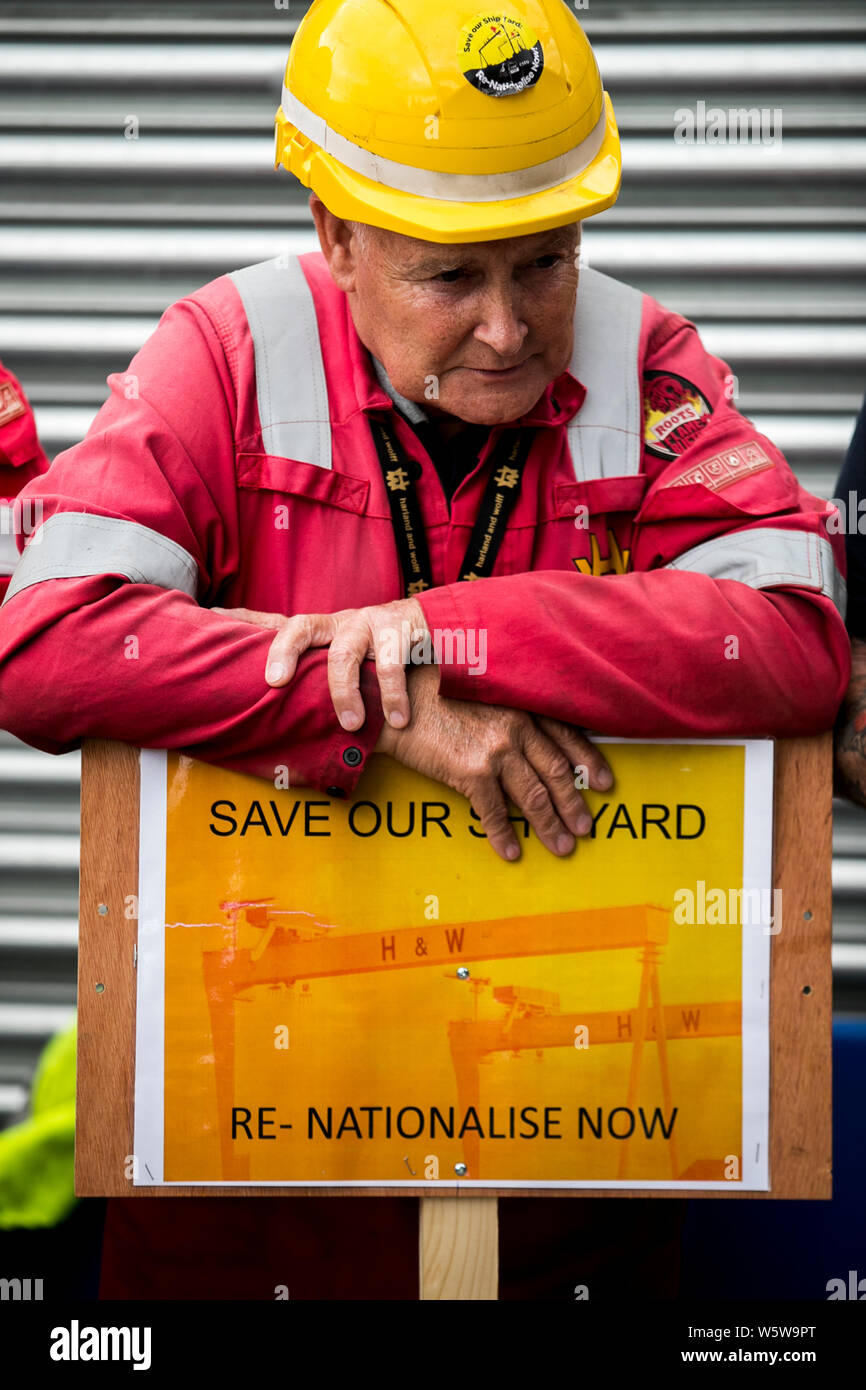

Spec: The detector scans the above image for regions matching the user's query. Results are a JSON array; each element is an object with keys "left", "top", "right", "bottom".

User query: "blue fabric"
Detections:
[{"left": 680, "top": 1020, "right": 866, "bottom": 1299}]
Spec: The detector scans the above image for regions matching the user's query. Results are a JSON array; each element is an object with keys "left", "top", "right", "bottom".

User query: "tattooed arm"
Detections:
[{"left": 834, "top": 637, "right": 866, "bottom": 807}]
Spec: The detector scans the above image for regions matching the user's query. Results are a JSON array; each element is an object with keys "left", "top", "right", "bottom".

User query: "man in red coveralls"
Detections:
[{"left": 0, "top": 0, "right": 850, "bottom": 1299}]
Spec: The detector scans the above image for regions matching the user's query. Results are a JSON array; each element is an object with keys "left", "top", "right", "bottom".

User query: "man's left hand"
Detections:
[
  {"left": 834, "top": 636, "right": 866, "bottom": 807},
  {"left": 211, "top": 597, "right": 428, "bottom": 731}
]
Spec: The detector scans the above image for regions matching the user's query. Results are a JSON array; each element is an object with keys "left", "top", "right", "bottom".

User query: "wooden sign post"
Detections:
[{"left": 75, "top": 735, "right": 833, "bottom": 1300}]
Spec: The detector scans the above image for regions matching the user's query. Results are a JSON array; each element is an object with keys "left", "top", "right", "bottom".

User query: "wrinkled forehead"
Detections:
[{"left": 361, "top": 220, "right": 581, "bottom": 271}]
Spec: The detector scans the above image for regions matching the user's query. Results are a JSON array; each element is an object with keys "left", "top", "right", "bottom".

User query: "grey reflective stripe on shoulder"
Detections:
[
  {"left": 1, "top": 512, "right": 200, "bottom": 605},
  {"left": 664, "top": 526, "right": 847, "bottom": 618},
  {"left": 567, "top": 267, "right": 644, "bottom": 483},
  {"left": 229, "top": 257, "right": 332, "bottom": 469}
]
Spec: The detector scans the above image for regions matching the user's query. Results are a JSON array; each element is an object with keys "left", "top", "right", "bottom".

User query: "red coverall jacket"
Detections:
[
  {"left": 0, "top": 361, "right": 49, "bottom": 603},
  {"left": 0, "top": 253, "right": 849, "bottom": 777},
  {"left": 0, "top": 252, "right": 849, "bottom": 1298}
]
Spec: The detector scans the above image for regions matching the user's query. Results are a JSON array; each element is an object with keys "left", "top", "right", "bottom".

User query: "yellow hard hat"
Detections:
[{"left": 274, "top": 0, "right": 621, "bottom": 243}]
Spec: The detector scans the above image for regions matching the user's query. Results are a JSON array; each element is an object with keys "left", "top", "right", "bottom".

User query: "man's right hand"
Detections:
[{"left": 374, "top": 663, "right": 613, "bottom": 862}]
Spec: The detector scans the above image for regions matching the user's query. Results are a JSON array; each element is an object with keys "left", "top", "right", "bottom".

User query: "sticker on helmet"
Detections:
[
  {"left": 458, "top": 12, "right": 543, "bottom": 97},
  {"left": 643, "top": 370, "right": 713, "bottom": 462}
]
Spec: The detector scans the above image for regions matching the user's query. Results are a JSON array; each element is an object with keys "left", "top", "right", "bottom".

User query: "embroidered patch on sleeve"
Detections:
[
  {"left": 0, "top": 381, "right": 26, "bottom": 428},
  {"left": 666, "top": 442, "right": 774, "bottom": 492},
  {"left": 643, "top": 370, "right": 713, "bottom": 461}
]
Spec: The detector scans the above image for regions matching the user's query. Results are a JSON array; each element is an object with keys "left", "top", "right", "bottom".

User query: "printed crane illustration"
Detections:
[
  {"left": 190, "top": 899, "right": 741, "bottom": 1183},
  {"left": 478, "top": 24, "right": 526, "bottom": 69}
]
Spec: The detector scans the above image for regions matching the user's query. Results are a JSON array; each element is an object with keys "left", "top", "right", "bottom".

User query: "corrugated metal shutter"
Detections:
[{"left": 1, "top": 0, "right": 865, "bottom": 1129}]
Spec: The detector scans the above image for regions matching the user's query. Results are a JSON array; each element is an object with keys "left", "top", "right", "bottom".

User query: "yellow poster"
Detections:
[{"left": 134, "top": 739, "right": 772, "bottom": 1189}]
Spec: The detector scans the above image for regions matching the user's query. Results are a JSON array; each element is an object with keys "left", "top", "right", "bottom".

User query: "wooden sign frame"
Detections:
[{"left": 75, "top": 736, "right": 833, "bottom": 1296}]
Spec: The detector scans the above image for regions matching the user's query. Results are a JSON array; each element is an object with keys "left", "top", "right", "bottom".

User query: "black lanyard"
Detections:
[{"left": 369, "top": 414, "right": 533, "bottom": 596}]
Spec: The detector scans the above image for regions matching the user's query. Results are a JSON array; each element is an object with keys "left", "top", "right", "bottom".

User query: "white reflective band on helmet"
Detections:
[
  {"left": 567, "top": 267, "right": 644, "bottom": 482},
  {"left": 665, "top": 526, "right": 847, "bottom": 618},
  {"left": 280, "top": 89, "right": 607, "bottom": 204},
  {"left": 230, "top": 257, "right": 332, "bottom": 469},
  {"left": 0, "top": 504, "right": 20, "bottom": 576},
  {"left": 1, "top": 512, "right": 200, "bottom": 605}
]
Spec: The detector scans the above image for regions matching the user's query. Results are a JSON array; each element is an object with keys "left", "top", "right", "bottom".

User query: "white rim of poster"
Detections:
[
  {"left": 133, "top": 738, "right": 772, "bottom": 1190},
  {"left": 133, "top": 748, "right": 167, "bottom": 1187}
]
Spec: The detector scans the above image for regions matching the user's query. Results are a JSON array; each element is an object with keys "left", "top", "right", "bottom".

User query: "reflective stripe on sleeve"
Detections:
[
  {"left": 664, "top": 526, "right": 846, "bottom": 618},
  {"left": 1, "top": 511, "right": 200, "bottom": 605}
]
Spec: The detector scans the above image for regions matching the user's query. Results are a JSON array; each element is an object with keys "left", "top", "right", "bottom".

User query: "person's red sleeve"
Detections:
[
  {"left": 417, "top": 317, "right": 851, "bottom": 737},
  {"left": 0, "top": 360, "right": 51, "bottom": 603},
  {"left": 0, "top": 299, "right": 383, "bottom": 793}
]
